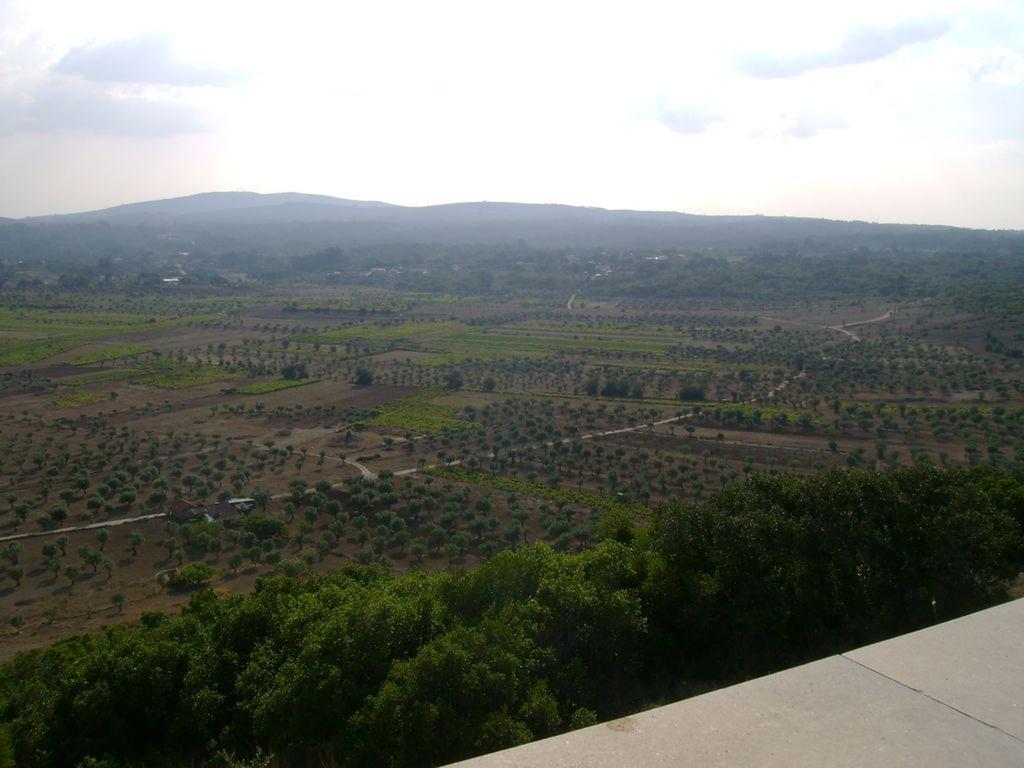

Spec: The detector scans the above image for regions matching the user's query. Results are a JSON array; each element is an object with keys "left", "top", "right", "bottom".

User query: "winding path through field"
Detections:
[
  {"left": 566, "top": 272, "right": 602, "bottom": 310},
  {"left": 761, "top": 306, "right": 895, "bottom": 342},
  {"left": 392, "top": 371, "right": 805, "bottom": 478},
  {"left": 827, "top": 308, "right": 895, "bottom": 341},
  {"left": 0, "top": 512, "right": 167, "bottom": 543},
  {"left": 0, "top": 366, "right": 805, "bottom": 540}
]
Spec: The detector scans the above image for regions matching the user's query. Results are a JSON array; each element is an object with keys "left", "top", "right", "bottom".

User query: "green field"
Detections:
[
  {"left": 132, "top": 360, "right": 235, "bottom": 389},
  {"left": 428, "top": 465, "right": 649, "bottom": 517},
  {"left": 368, "top": 389, "right": 468, "bottom": 433},
  {"left": 0, "top": 337, "right": 84, "bottom": 366},
  {"left": 237, "top": 378, "right": 321, "bottom": 395},
  {"left": 69, "top": 345, "right": 153, "bottom": 366},
  {"left": 293, "top": 320, "right": 463, "bottom": 345},
  {"left": 61, "top": 368, "right": 141, "bottom": 386},
  {"left": 0, "top": 313, "right": 219, "bottom": 366},
  {"left": 50, "top": 391, "right": 107, "bottom": 409},
  {"left": 412, "top": 328, "right": 679, "bottom": 364}
]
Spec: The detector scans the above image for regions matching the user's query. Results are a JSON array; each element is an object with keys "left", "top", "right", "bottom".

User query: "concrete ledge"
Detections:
[
  {"left": 846, "top": 597, "right": 1024, "bottom": 742},
  {"left": 450, "top": 599, "right": 1024, "bottom": 767}
]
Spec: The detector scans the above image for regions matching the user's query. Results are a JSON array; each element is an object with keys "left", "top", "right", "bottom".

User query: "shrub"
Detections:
[{"left": 168, "top": 562, "right": 217, "bottom": 589}]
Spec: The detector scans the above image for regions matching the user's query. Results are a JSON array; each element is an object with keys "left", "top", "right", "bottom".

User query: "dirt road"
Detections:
[
  {"left": 0, "top": 512, "right": 168, "bottom": 544},
  {"left": 0, "top": 370, "right": 804, "bottom": 538},
  {"left": 762, "top": 307, "right": 895, "bottom": 343}
]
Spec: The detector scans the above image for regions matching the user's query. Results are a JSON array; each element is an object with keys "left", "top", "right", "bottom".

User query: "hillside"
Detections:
[
  {"left": 1, "top": 192, "right": 1022, "bottom": 260},
  {"left": 36, "top": 191, "right": 396, "bottom": 219}
]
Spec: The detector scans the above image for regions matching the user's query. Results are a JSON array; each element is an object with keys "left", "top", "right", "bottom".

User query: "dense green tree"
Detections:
[{"left": 0, "top": 465, "right": 1020, "bottom": 768}]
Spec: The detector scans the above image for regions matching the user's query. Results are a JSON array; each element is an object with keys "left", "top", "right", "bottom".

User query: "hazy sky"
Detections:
[{"left": 1, "top": 0, "right": 1022, "bottom": 228}]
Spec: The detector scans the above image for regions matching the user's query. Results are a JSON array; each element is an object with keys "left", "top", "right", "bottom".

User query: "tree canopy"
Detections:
[{"left": 1, "top": 464, "right": 1020, "bottom": 768}]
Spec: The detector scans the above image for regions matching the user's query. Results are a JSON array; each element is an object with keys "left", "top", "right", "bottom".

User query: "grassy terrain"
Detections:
[
  {"left": 61, "top": 368, "right": 141, "bottom": 386},
  {"left": 293, "top": 320, "right": 464, "bottom": 345},
  {"left": 237, "top": 378, "right": 321, "bottom": 395},
  {"left": 131, "top": 360, "right": 235, "bottom": 389},
  {"left": 50, "top": 391, "right": 107, "bottom": 409},
  {"left": 428, "top": 465, "right": 650, "bottom": 517},
  {"left": 368, "top": 389, "right": 468, "bottom": 433},
  {"left": 0, "top": 337, "right": 83, "bottom": 366},
  {"left": 0, "top": 312, "right": 220, "bottom": 367},
  {"left": 69, "top": 345, "right": 153, "bottom": 366}
]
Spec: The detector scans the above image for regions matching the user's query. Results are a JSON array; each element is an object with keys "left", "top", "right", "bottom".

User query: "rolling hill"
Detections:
[{"left": 1, "top": 191, "right": 1022, "bottom": 259}]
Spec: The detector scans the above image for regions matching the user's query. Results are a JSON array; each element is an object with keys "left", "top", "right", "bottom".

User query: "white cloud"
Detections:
[
  {"left": 55, "top": 33, "right": 242, "bottom": 86},
  {"left": 0, "top": 80, "right": 213, "bottom": 137},
  {"left": 740, "top": 18, "right": 952, "bottom": 78},
  {"left": 783, "top": 111, "right": 848, "bottom": 138},
  {"left": 656, "top": 105, "right": 721, "bottom": 135},
  {"left": 970, "top": 49, "right": 1024, "bottom": 86},
  {"left": 0, "top": 26, "right": 220, "bottom": 138}
]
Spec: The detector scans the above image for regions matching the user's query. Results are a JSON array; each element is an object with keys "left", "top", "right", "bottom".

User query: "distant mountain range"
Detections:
[
  {"left": 45, "top": 192, "right": 397, "bottom": 219},
  {"left": 2, "top": 191, "right": 1022, "bottom": 259}
]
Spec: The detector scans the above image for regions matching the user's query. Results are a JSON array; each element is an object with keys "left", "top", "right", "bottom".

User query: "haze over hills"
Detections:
[
  {"left": 41, "top": 191, "right": 398, "bottom": 219},
  {"left": 1, "top": 191, "right": 1022, "bottom": 260}
]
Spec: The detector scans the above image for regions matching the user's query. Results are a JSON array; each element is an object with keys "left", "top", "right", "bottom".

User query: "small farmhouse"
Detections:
[{"left": 167, "top": 498, "right": 209, "bottom": 523}]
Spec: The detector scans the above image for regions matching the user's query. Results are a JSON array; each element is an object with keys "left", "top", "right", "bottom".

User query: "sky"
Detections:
[{"left": 0, "top": 0, "right": 1022, "bottom": 228}]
